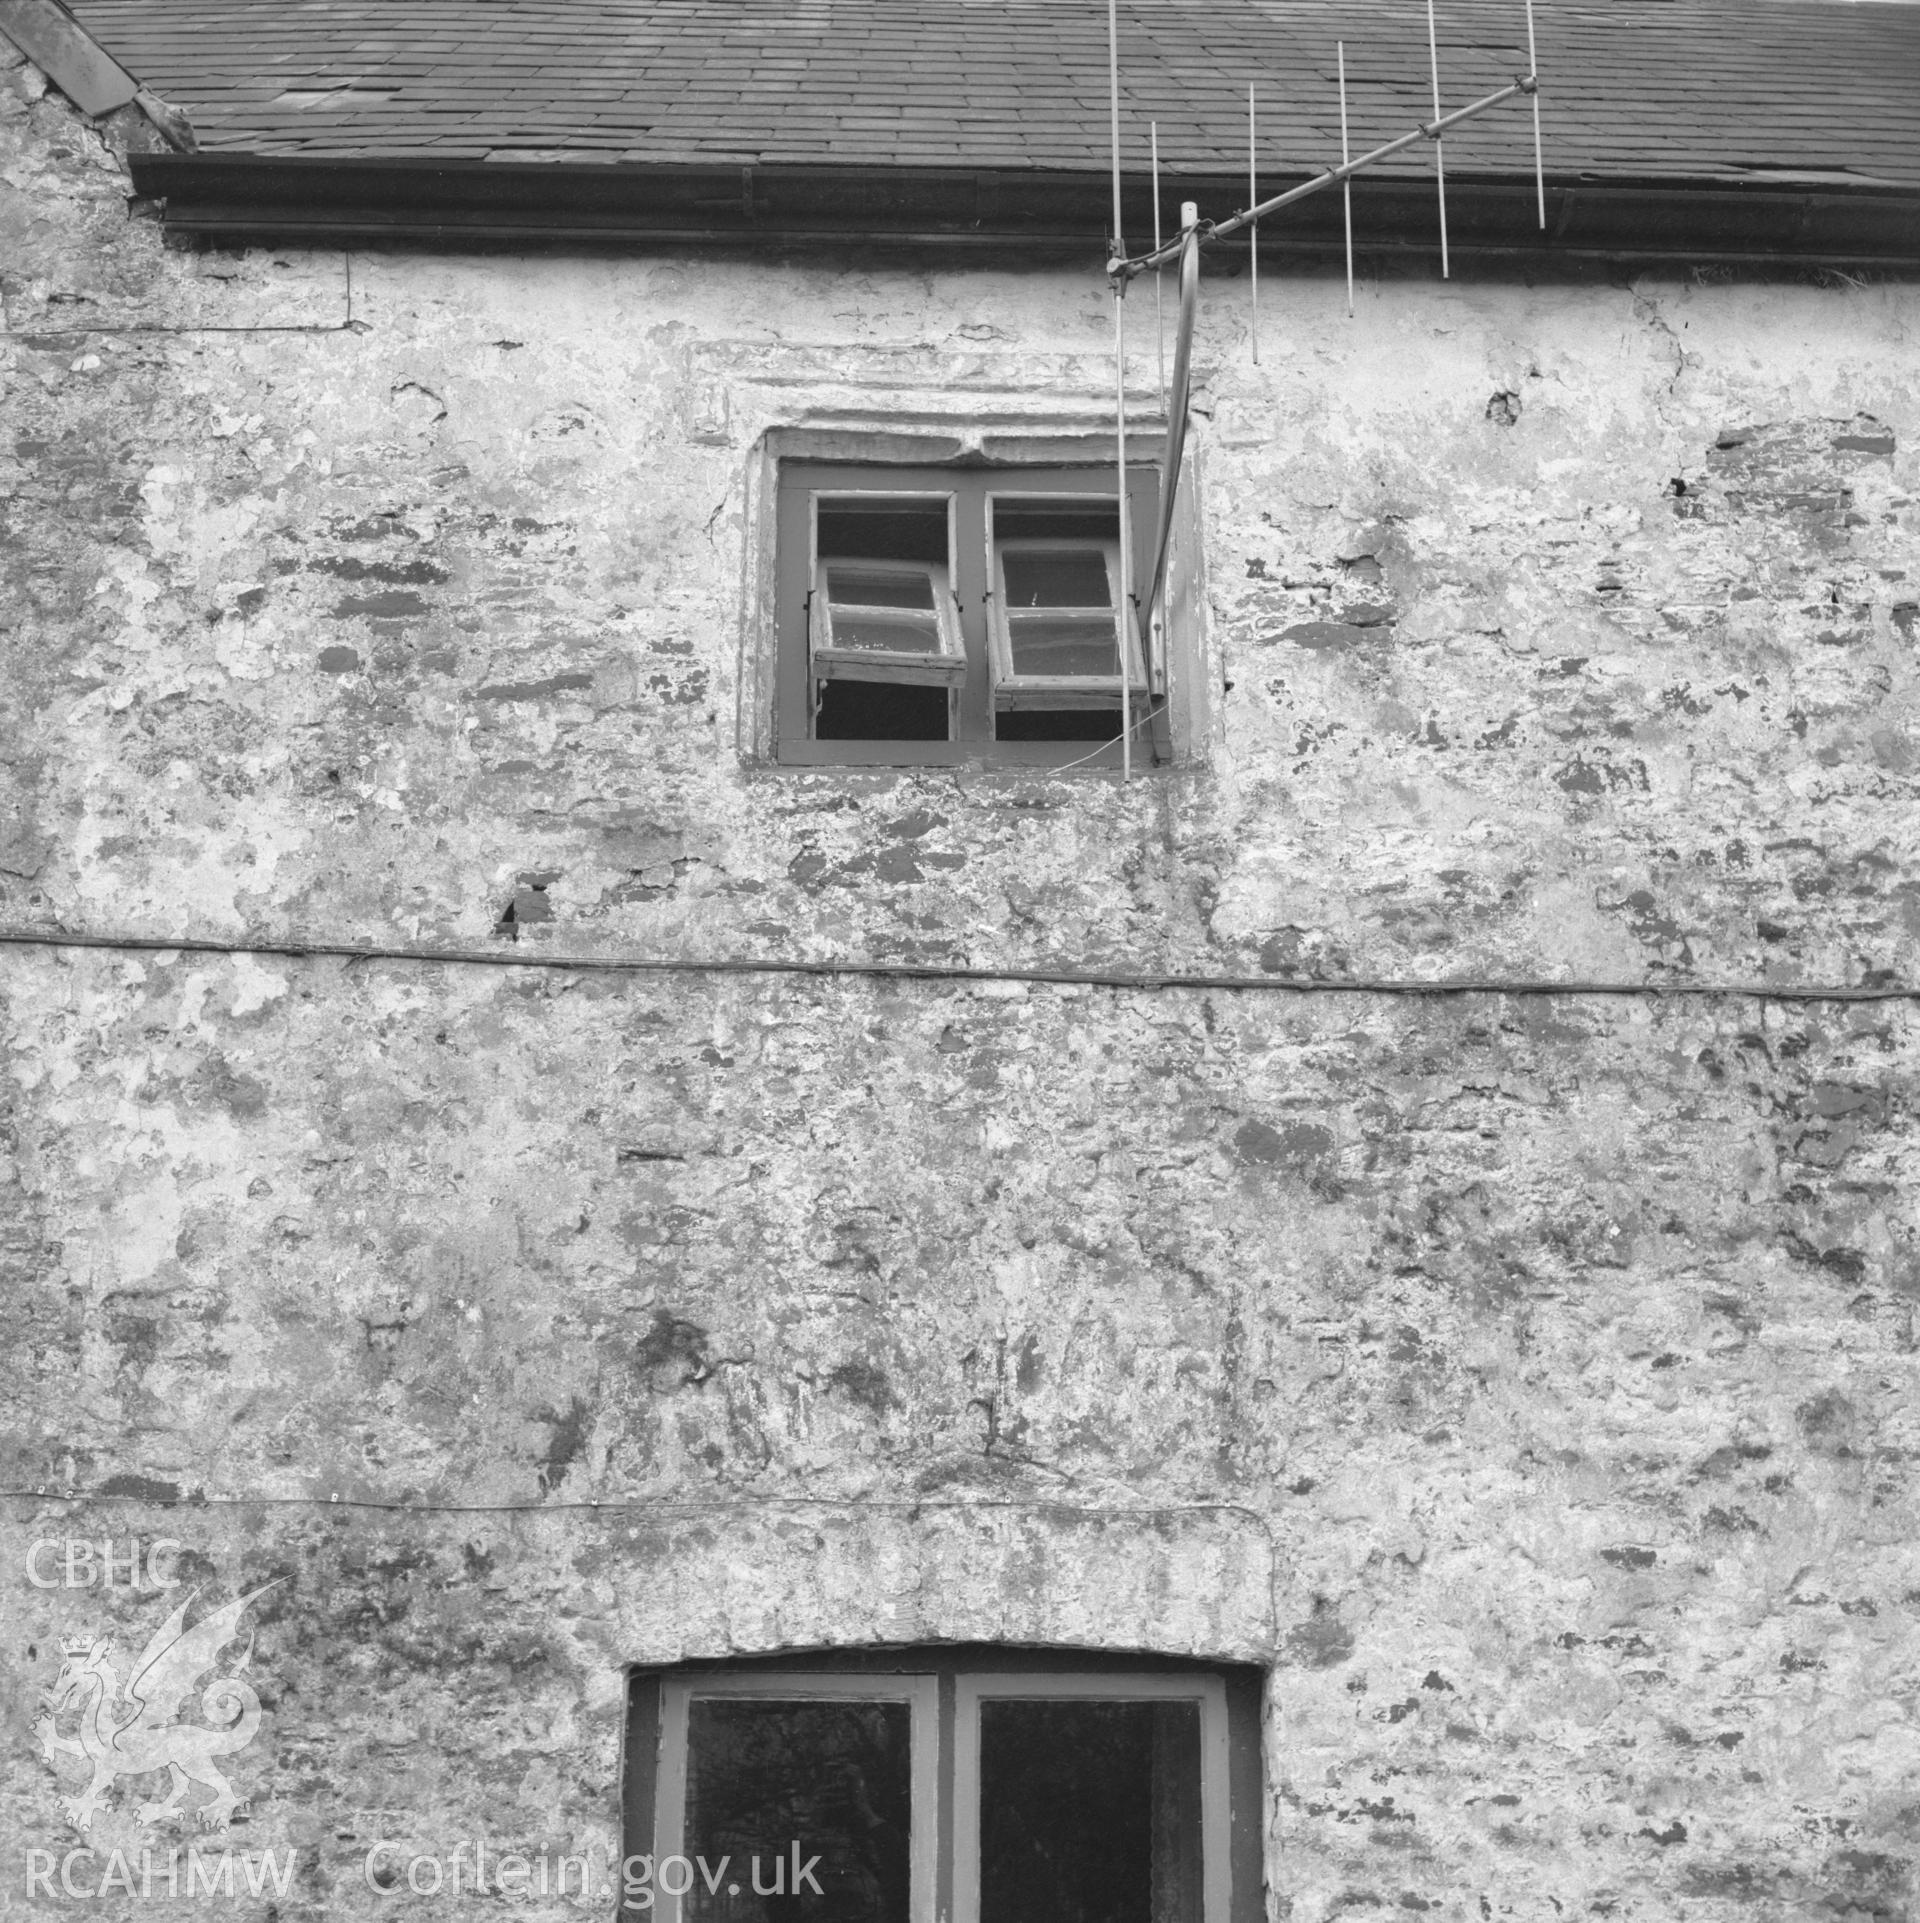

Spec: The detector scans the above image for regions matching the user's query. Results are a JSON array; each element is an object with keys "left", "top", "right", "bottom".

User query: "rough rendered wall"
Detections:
[{"left": 4, "top": 45, "right": 1919, "bottom": 1923}]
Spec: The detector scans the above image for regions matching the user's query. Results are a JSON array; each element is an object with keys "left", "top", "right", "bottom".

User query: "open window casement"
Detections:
[
  {"left": 809, "top": 558, "right": 965, "bottom": 686},
  {"left": 809, "top": 492, "right": 965, "bottom": 690},
  {"left": 987, "top": 517, "right": 1149, "bottom": 713}
]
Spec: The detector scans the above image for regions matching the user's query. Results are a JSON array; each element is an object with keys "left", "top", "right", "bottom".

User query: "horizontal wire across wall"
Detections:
[{"left": 0, "top": 923, "right": 1911, "bottom": 1003}]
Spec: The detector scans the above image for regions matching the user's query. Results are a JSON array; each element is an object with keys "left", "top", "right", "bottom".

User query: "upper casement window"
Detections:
[
  {"left": 622, "top": 1650, "right": 1262, "bottom": 1923},
  {"left": 811, "top": 548, "right": 966, "bottom": 691},
  {"left": 772, "top": 462, "right": 1185, "bottom": 771}
]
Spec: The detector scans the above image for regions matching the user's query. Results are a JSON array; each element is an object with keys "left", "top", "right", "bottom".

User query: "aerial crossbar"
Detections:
[{"left": 1109, "top": 72, "right": 1537, "bottom": 283}]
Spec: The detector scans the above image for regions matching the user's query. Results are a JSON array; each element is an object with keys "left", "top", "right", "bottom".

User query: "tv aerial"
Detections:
[{"left": 1097, "top": 0, "right": 1547, "bottom": 778}]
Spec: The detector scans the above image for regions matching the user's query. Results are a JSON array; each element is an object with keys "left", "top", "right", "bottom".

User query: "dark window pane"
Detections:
[
  {"left": 1006, "top": 615, "right": 1120, "bottom": 679},
  {"left": 815, "top": 680, "right": 949, "bottom": 741},
  {"left": 994, "top": 709, "right": 1118, "bottom": 742},
  {"left": 1002, "top": 548, "right": 1111, "bottom": 610},
  {"left": 817, "top": 501, "right": 950, "bottom": 567},
  {"left": 990, "top": 500, "right": 1122, "bottom": 547},
  {"left": 825, "top": 564, "right": 938, "bottom": 612},
  {"left": 684, "top": 1698, "right": 912, "bottom": 1923},
  {"left": 979, "top": 1700, "right": 1202, "bottom": 1923}
]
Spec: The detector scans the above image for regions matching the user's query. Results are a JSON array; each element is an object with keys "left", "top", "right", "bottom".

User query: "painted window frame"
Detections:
[
  {"left": 623, "top": 1651, "right": 1259, "bottom": 1923},
  {"left": 950, "top": 1671, "right": 1231, "bottom": 1923},
  {"left": 772, "top": 461, "right": 1168, "bottom": 770},
  {"left": 654, "top": 1672, "right": 939, "bottom": 1923},
  {"left": 809, "top": 499, "right": 968, "bottom": 689},
  {"left": 984, "top": 532, "right": 1148, "bottom": 710}
]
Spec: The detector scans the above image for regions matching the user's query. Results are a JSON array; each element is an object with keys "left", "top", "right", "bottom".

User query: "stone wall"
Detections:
[{"left": 3, "top": 41, "right": 1917, "bottom": 1923}]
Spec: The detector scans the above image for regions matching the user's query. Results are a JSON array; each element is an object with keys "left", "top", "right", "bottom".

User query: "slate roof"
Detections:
[{"left": 65, "top": 0, "right": 1920, "bottom": 189}]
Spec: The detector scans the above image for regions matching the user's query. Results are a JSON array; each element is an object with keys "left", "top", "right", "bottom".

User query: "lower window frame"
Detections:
[
  {"left": 950, "top": 1671, "right": 1232, "bottom": 1923},
  {"left": 622, "top": 1649, "right": 1262, "bottom": 1923},
  {"left": 654, "top": 1672, "right": 940, "bottom": 1923}
]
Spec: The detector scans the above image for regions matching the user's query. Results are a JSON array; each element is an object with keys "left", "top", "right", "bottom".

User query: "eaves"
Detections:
[{"left": 127, "top": 154, "right": 1920, "bottom": 269}]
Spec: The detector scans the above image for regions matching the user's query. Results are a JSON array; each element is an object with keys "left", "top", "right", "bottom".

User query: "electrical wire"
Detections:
[
  {"left": 1, "top": 1487, "right": 1275, "bottom": 1525},
  {"left": 0, "top": 923, "right": 1910, "bottom": 1003},
  {"left": 4, "top": 1484, "right": 1285, "bottom": 1627},
  {"left": 1049, "top": 704, "right": 1157, "bottom": 774}
]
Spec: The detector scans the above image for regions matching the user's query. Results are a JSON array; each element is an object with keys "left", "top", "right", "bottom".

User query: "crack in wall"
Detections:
[{"left": 1630, "top": 283, "right": 1691, "bottom": 399}]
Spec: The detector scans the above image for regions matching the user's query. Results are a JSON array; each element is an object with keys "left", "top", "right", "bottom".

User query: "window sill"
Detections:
[{"left": 772, "top": 739, "right": 1169, "bottom": 771}]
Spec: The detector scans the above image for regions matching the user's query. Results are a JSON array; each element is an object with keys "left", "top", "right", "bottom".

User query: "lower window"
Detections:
[{"left": 622, "top": 1651, "right": 1260, "bottom": 1923}]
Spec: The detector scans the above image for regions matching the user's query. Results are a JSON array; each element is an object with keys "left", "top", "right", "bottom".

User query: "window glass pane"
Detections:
[
  {"left": 826, "top": 565, "right": 938, "bottom": 612},
  {"left": 684, "top": 1698, "right": 913, "bottom": 1923},
  {"left": 830, "top": 614, "right": 945, "bottom": 656},
  {"left": 1006, "top": 615, "right": 1119, "bottom": 679},
  {"left": 979, "top": 1700, "right": 1202, "bottom": 1923},
  {"left": 994, "top": 710, "right": 1118, "bottom": 742},
  {"left": 816, "top": 683, "right": 948, "bottom": 740},
  {"left": 817, "top": 501, "right": 949, "bottom": 568},
  {"left": 990, "top": 500, "right": 1120, "bottom": 546},
  {"left": 1002, "top": 547, "right": 1111, "bottom": 610}
]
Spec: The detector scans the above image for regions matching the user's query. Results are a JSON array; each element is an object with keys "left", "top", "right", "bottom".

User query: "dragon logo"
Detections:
[{"left": 35, "top": 1581, "right": 280, "bottom": 1834}]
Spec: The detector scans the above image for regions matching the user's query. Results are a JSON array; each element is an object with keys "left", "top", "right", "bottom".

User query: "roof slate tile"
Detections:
[{"left": 63, "top": 0, "right": 1920, "bottom": 186}]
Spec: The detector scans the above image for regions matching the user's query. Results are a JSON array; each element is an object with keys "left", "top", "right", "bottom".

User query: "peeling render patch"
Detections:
[{"left": 478, "top": 671, "right": 595, "bottom": 702}]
